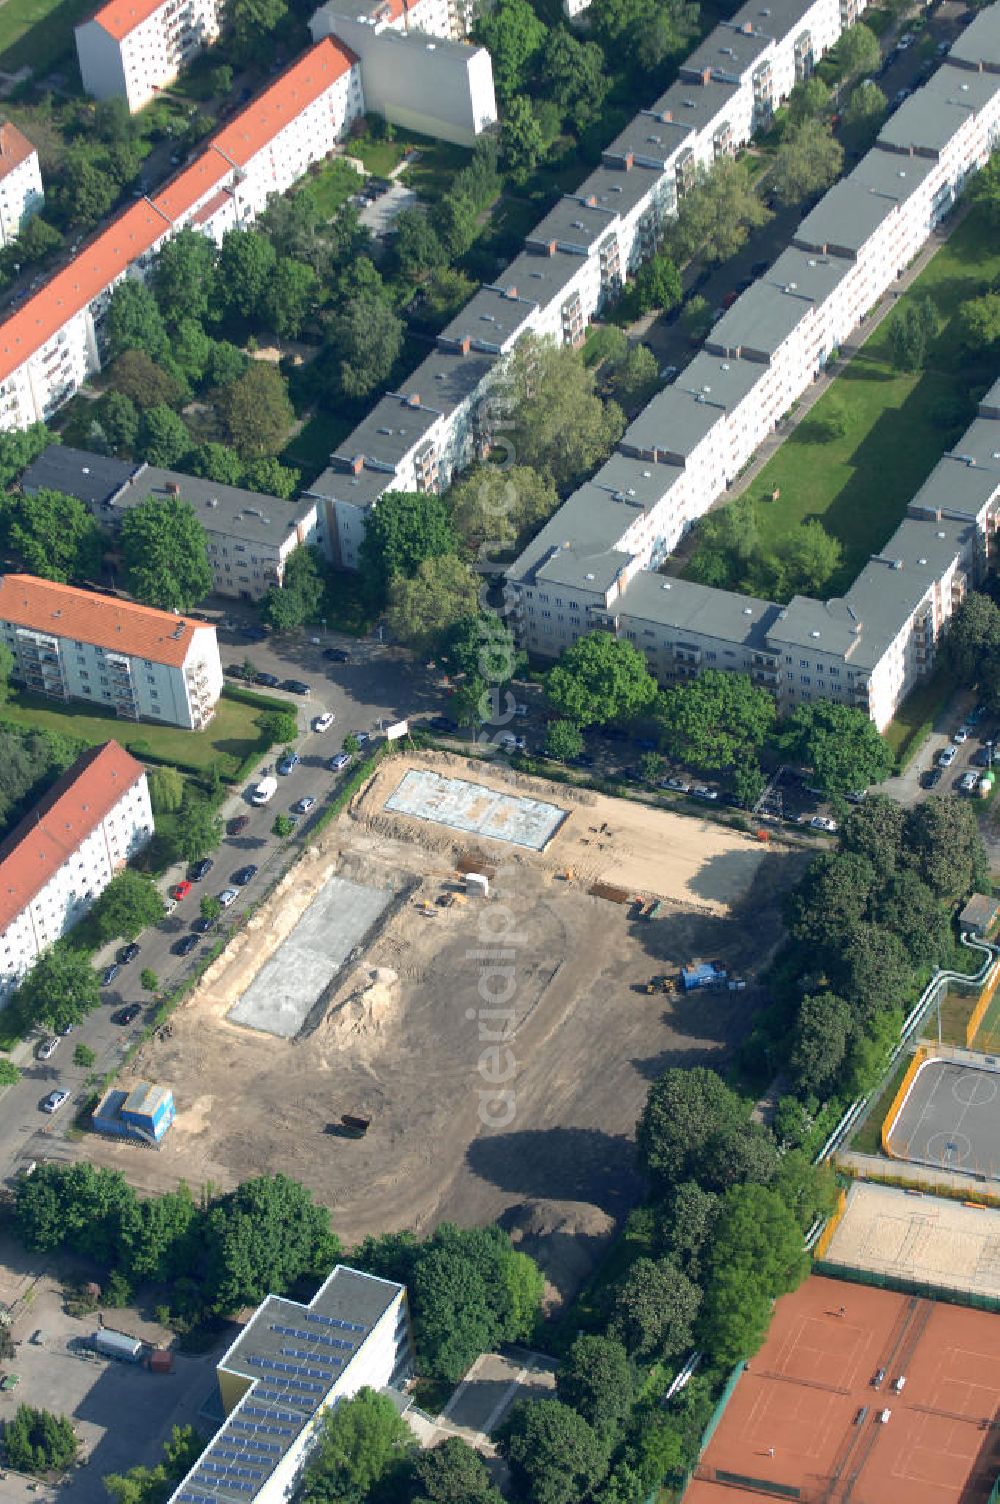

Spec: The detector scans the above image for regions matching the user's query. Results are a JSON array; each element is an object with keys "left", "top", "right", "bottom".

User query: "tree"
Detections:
[
  {"left": 13, "top": 1161, "right": 138, "bottom": 1263},
  {"left": 2, "top": 1405, "right": 78, "bottom": 1473},
  {"left": 637, "top": 1067, "right": 747, "bottom": 1195},
  {"left": 9, "top": 215, "right": 62, "bottom": 268},
  {"left": 448, "top": 463, "right": 558, "bottom": 555},
  {"left": 772, "top": 120, "right": 843, "bottom": 208},
  {"left": 0, "top": 1058, "right": 19, "bottom": 1085},
  {"left": 546, "top": 633, "right": 657, "bottom": 728},
  {"left": 773, "top": 518, "right": 842, "bottom": 594},
  {"left": 172, "top": 319, "right": 215, "bottom": 387},
  {"left": 273, "top": 813, "right": 294, "bottom": 838},
  {"left": 590, "top": 0, "right": 699, "bottom": 78},
  {"left": 264, "top": 257, "right": 319, "bottom": 339},
  {"left": 780, "top": 700, "right": 893, "bottom": 797},
  {"left": 202, "top": 1174, "right": 339, "bottom": 1313},
  {"left": 877, "top": 867, "right": 951, "bottom": 970},
  {"left": 703, "top": 1120, "right": 780, "bottom": 1193},
  {"left": 57, "top": 150, "right": 117, "bottom": 225},
  {"left": 187, "top": 441, "right": 245, "bottom": 486},
  {"left": 217, "top": 363, "right": 294, "bottom": 458},
  {"left": 610, "top": 1257, "right": 700, "bottom": 1359},
  {"left": 656, "top": 671, "right": 776, "bottom": 772},
  {"left": 698, "top": 1184, "right": 809, "bottom": 1366},
  {"left": 946, "top": 592, "right": 1000, "bottom": 683},
  {"left": 244, "top": 457, "right": 299, "bottom": 499},
  {"left": 497, "top": 334, "right": 624, "bottom": 490},
  {"left": 104, "top": 1426, "right": 203, "bottom": 1504},
  {"left": 834, "top": 21, "right": 880, "bottom": 80},
  {"left": 393, "top": 208, "right": 448, "bottom": 282},
  {"left": 138, "top": 404, "right": 191, "bottom": 467},
  {"left": 0, "top": 487, "right": 105, "bottom": 583},
  {"left": 905, "top": 796, "right": 988, "bottom": 900},
  {"left": 16, "top": 943, "right": 100, "bottom": 1033},
  {"left": 667, "top": 158, "right": 769, "bottom": 266},
  {"left": 217, "top": 229, "right": 278, "bottom": 322},
  {"left": 556, "top": 1335, "right": 633, "bottom": 1435},
  {"left": 301, "top": 1388, "right": 414, "bottom": 1504},
  {"left": 406, "top": 1437, "right": 504, "bottom": 1504},
  {"left": 545, "top": 718, "right": 584, "bottom": 761},
  {"left": 200, "top": 895, "right": 223, "bottom": 924},
  {"left": 439, "top": 613, "right": 523, "bottom": 686},
  {"left": 0, "top": 423, "right": 53, "bottom": 490},
  {"left": 631, "top": 253, "right": 682, "bottom": 316},
  {"left": 543, "top": 29, "right": 608, "bottom": 132},
  {"left": 262, "top": 546, "right": 326, "bottom": 632},
  {"left": 140, "top": 968, "right": 158, "bottom": 992},
  {"left": 839, "top": 794, "right": 906, "bottom": 873},
  {"left": 105, "top": 281, "right": 168, "bottom": 363},
  {"left": 888, "top": 296, "right": 938, "bottom": 371},
  {"left": 90, "top": 869, "right": 165, "bottom": 944},
  {"left": 500, "top": 1399, "right": 609, "bottom": 1504},
  {"left": 118, "top": 1187, "right": 200, "bottom": 1283},
  {"left": 788, "top": 851, "right": 876, "bottom": 953},
  {"left": 845, "top": 80, "right": 887, "bottom": 127},
  {"left": 175, "top": 794, "right": 223, "bottom": 865},
  {"left": 615, "top": 344, "right": 660, "bottom": 409},
  {"left": 110, "top": 350, "right": 182, "bottom": 410},
  {"left": 422, "top": 265, "right": 477, "bottom": 324},
  {"left": 359, "top": 489, "right": 457, "bottom": 607},
  {"left": 153, "top": 228, "right": 218, "bottom": 329},
  {"left": 148, "top": 765, "right": 185, "bottom": 815},
  {"left": 225, "top": 0, "right": 288, "bottom": 62},
  {"left": 657, "top": 1181, "right": 721, "bottom": 1281},
  {"left": 473, "top": 0, "right": 547, "bottom": 105},
  {"left": 98, "top": 390, "right": 140, "bottom": 454},
  {"left": 326, "top": 295, "right": 404, "bottom": 401},
  {"left": 207, "top": 341, "right": 249, "bottom": 388},
  {"left": 387, "top": 554, "right": 480, "bottom": 651},
  {"left": 73, "top": 1043, "right": 96, "bottom": 1068},
  {"left": 258, "top": 709, "right": 299, "bottom": 745},
  {"left": 830, "top": 923, "right": 914, "bottom": 1024},
  {"left": 786, "top": 75, "right": 830, "bottom": 125},
  {"left": 501, "top": 97, "right": 546, "bottom": 179},
  {"left": 120, "top": 495, "right": 212, "bottom": 611}
]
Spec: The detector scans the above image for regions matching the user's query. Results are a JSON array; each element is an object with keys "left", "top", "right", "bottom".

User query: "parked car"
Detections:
[
  {"left": 256, "top": 672, "right": 280, "bottom": 688},
  {"left": 36, "top": 1037, "right": 60, "bottom": 1061},
  {"left": 118, "top": 942, "right": 141, "bottom": 964},
  {"left": 428, "top": 716, "right": 457, "bottom": 733},
  {"left": 101, "top": 962, "right": 120, "bottom": 987},
  {"left": 292, "top": 797, "right": 315, "bottom": 815},
  {"left": 921, "top": 767, "right": 943, "bottom": 789},
  {"left": 277, "top": 752, "right": 300, "bottom": 775},
  {"left": 845, "top": 789, "right": 868, "bottom": 805},
  {"left": 499, "top": 732, "right": 527, "bottom": 752},
  {"left": 189, "top": 858, "right": 213, "bottom": 882},
  {"left": 324, "top": 648, "right": 350, "bottom": 663},
  {"left": 232, "top": 864, "right": 259, "bottom": 886},
  {"left": 239, "top": 624, "right": 268, "bottom": 642},
  {"left": 226, "top": 663, "right": 255, "bottom": 681},
  {"left": 282, "top": 679, "right": 311, "bottom": 696},
  {"left": 251, "top": 775, "right": 278, "bottom": 805},
  {"left": 691, "top": 785, "right": 718, "bottom": 801},
  {"left": 113, "top": 1004, "right": 142, "bottom": 1025},
  {"left": 227, "top": 815, "right": 250, "bottom": 836},
  {"left": 959, "top": 770, "right": 979, "bottom": 794},
  {"left": 174, "top": 933, "right": 200, "bottom": 956},
  {"left": 219, "top": 888, "right": 239, "bottom": 908},
  {"left": 171, "top": 879, "right": 193, "bottom": 901},
  {"left": 329, "top": 752, "right": 353, "bottom": 772},
  {"left": 809, "top": 815, "right": 838, "bottom": 833},
  {"left": 662, "top": 777, "right": 692, "bottom": 793},
  {"left": 938, "top": 745, "right": 958, "bottom": 767},
  {"left": 192, "top": 915, "right": 217, "bottom": 934},
  {"left": 352, "top": 731, "right": 370, "bottom": 747},
  {"left": 40, "top": 1089, "right": 70, "bottom": 1114},
  {"left": 313, "top": 712, "right": 335, "bottom": 733},
  {"left": 953, "top": 727, "right": 970, "bottom": 744}
]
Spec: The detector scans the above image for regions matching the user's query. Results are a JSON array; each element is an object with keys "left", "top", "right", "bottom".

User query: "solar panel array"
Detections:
[
  {"left": 304, "top": 1310, "right": 366, "bottom": 1334},
  {"left": 270, "top": 1321, "right": 355, "bottom": 1353}
]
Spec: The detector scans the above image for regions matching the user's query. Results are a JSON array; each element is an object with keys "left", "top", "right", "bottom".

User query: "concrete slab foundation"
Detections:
[
  {"left": 228, "top": 875, "right": 393, "bottom": 1037},
  {"left": 384, "top": 769, "right": 567, "bottom": 850}
]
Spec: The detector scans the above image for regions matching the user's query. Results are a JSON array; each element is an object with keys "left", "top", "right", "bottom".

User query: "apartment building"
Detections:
[
  {"left": 0, "top": 123, "right": 43, "bottom": 249},
  {"left": 0, "top": 575, "right": 223, "bottom": 729},
  {"left": 312, "top": 0, "right": 472, "bottom": 42},
  {"left": 0, "top": 740, "right": 152, "bottom": 1002},
  {"left": 167, "top": 1265, "right": 413, "bottom": 1504},
  {"left": 21, "top": 444, "right": 322, "bottom": 601},
  {"left": 0, "top": 40, "right": 361, "bottom": 431},
  {"left": 76, "top": 0, "right": 225, "bottom": 112},
  {"left": 504, "top": 6, "right": 1000, "bottom": 732},
  {"left": 307, "top": 0, "right": 864, "bottom": 555}
]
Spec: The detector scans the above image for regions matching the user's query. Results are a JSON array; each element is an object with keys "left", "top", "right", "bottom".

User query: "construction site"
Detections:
[{"left": 60, "top": 750, "right": 807, "bottom": 1302}]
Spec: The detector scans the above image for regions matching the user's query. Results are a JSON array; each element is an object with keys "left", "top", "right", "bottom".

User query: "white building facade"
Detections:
[
  {"left": 0, "top": 740, "right": 153, "bottom": 1002},
  {"left": 0, "top": 123, "right": 43, "bottom": 249},
  {"left": 0, "top": 575, "right": 224, "bottom": 730},
  {"left": 75, "top": 0, "right": 226, "bottom": 112}
]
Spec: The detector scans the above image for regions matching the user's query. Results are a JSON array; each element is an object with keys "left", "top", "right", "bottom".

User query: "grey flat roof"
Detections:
[
  {"left": 731, "top": 0, "right": 827, "bottom": 46},
  {"left": 878, "top": 66, "right": 1000, "bottom": 156},
  {"left": 173, "top": 1266, "right": 402, "bottom": 1504},
  {"left": 843, "top": 515, "right": 978, "bottom": 668},
  {"left": 603, "top": 107, "right": 694, "bottom": 168},
  {"left": 590, "top": 450, "right": 685, "bottom": 511},
  {"left": 708, "top": 248, "right": 849, "bottom": 357},
  {"left": 681, "top": 21, "right": 773, "bottom": 84},
  {"left": 979, "top": 377, "right": 1000, "bottom": 414},
  {"left": 618, "top": 569, "right": 780, "bottom": 648},
  {"left": 653, "top": 75, "right": 743, "bottom": 139},
  {"left": 496, "top": 247, "right": 590, "bottom": 305},
  {"left": 577, "top": 159, "right": 673, "bottom": 220},
  {"left": 527, "top": 193, "right": 621, "bottom": 255},
  {"left": 437, "top": 284, "right": 536, "bottom": 352},
  {"left": 947, "top": 6, "right": 1000, "bottom": 70},
  {"left": 21, "top": 445, "right": 138, "bottom": 508},
  {"left": 622, "top": 353, "right": 763, "bottom": 459},
  {"left": 766, "top": 593, "right": 864, "bottom": 657},
  {"left": 794, "top": 147, "right": 935, "bottom": 254},
  {"left": 907, "top": 445, "right": 1000, "bottom": 523},
  {"left": 507, "top": 484, "right": 633, "bottom": 591}
]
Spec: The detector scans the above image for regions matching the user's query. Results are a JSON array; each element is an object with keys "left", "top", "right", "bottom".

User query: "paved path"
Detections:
[{"left": 834, "top": 1149, "right": 996, "bottom": 1198}]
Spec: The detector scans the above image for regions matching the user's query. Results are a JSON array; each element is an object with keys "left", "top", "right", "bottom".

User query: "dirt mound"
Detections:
[
  {"left": 504, "top": 1199, "right": 616, "bottom": 1310},
  {"left": 324, "top": 965, "right": 400, "bottom": 1046}
]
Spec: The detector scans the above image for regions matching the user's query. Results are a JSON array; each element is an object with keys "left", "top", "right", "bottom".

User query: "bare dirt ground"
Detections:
[{"left": 61, "top": 753, "right": 807, "bottom": 1305}]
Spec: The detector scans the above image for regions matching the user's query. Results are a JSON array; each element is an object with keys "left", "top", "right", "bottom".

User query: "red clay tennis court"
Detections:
[{"left": 684, "top": 1275, "right": 1000, "bottom": 1504}]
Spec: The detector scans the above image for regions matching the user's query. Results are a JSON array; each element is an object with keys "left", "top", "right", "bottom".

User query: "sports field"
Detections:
[
  {"left": 887, "top": 1059, "right": 1000, "bottom": 1180},
  {"left": 685, "top": 1275, "right": 1000, "bottom": 1504},
  {"left": 819, "top": 1183, "right": 1000, "bottom": 1306}
]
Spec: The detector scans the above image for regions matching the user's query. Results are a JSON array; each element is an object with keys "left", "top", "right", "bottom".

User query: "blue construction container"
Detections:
[
  {"left": 681, "top": 962, "right": 726, "bottom": 992},
  {"left": 92, "top": 1082, "right": 175, "bottom": 1143}
]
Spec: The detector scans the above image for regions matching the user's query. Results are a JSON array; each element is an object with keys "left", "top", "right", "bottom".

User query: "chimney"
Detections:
[
  {"left": 585, "top": 194, "right": 596, "bottom": 207},
  {"left": 505, "top": 286, "right": 518, "bottom": 299},
  {"left": 166, "top": 480, "right": 180, "bottom": 495},
  {"left": 406, "top": 393, "right": 421, "bottom": 408},
  {"left": 349, "top": 454, "right": 364, "bottom": 475},
  {"left": 659, "top": 109, "right": 673, "bottom": 123}
]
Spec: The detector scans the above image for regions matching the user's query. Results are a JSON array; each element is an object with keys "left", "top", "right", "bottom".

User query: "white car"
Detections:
[
  {"left": 36, "top": 1036, "right": 60, "bottom": 1061},
  {"left": 810, "top": 816, "right": 838, "bottom": 833},
  {"left": 691, "top": 785, "right": 718, "bottom": 802},
  {"left": 953, "top": 727, "right": 969, "bottom": 744},
  {"left": 329, "top": 752, "right": 353, "bottom": 772},
  {"left": 41, "top": 1089, "right": 70, "bottom": 1114},
  {"left": 959, "top": 771, "right": 979, "bottom": 794},
  {"left": 499, "top": 732, "right": 527, "bottom": 752},
  {"left": 313, "top": 712, "right": 335, "bottom": 733},
  {"left": 251, "top": 775, "right": 278, "bottom": 805},
  {"left": 938, "top": 745, "right": 958, "bottom": 767},
  {"left": 218, "top": 888, "right": 239, "bottom": 908}
]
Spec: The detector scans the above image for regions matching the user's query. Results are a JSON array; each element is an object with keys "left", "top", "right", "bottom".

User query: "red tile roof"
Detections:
[
  {"left": 0, "top": 121, "right": 36, "bottom": 182},
  {"left": 0, "top": 574, "right": 215, "bottom": 668},
  {"left": 0, "top": 38, "right": 357, "bottom": 386},
  {"left": 0, "top": 741, "right": 146, "bottom": 938},
  {"left": 88, "top": 0, "right": 172, "bottom": 43}
]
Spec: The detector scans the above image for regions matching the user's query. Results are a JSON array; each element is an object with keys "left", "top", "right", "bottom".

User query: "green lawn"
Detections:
[
  {"left": 347, "top": 137, "right": 411, "bottom": 178},
  {"left": 308, "top": 158, "right": 362, "bottom": 219},
  {"left": 882, "top": 664, "right": 951, "bottom": 766},
  {"left": 282, "top": 410, "right": 355, "bottom": 484},
  {"left": 694, "top": 210, "right": 1000, "bottom": 594},
  {"left": 0, "top": 688, "right": 272, "bottom": 777},
  {"left": 0, "top": 0, "right": 93, "bottom": 73}
]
